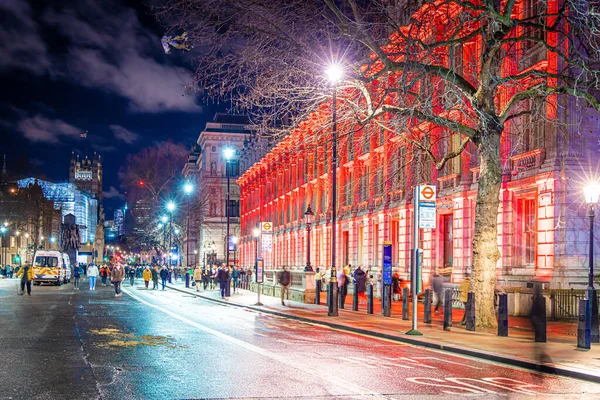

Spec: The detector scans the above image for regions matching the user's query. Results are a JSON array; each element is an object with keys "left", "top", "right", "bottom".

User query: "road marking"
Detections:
[{"left": 123, "top": 287, "right": 388, "bottom": 399}]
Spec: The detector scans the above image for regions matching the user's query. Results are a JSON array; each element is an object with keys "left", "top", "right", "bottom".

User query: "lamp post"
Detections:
[
  {"left": 166, "top": 201, "right": 176, "bottom": 267},
  {"left": 224, "top": 147, "right": 235, "bottom": 267},
  {"left": 183, "top": 182, "right": 194, "bottom": 269},
  {"left": 304, "top": 205, "right": 314, "bottom": 272},
  {"left": 0, "top": 226, "right": 6, "bottom": 267},
  {"left": 252, "top": 227, "right": 262, "bottom": 305},
  {"left": 326, "top": 63, "right": 342, "bottom": 317},
  {"left": 585, "top": 181, "right": 600, "bottom": 343},
  {"left": 252, "top": 227, "right": 260, "bottom": 263}
]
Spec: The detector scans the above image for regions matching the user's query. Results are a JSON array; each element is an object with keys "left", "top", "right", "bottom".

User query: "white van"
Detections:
[{"left": 32, "top": 250, "right": 71, "bottom": 285}]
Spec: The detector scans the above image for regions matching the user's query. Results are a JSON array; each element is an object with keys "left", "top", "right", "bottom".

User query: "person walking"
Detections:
[
  {"left": 278, "top": 266, "right": 291, "bottom": 306},
  {"left": 110, "top": 263, "right": 125, "bottom": 297},
  {"left": 217, "top": 265, "right": 230, "bottom": 299},
  {"left": 193, "top": 267, "right": 202, "bottom": 292},
  {"left": 142, "top": 266, "right": 152, "bottom": 289},
  {"left": 202, "top": 269, "right": 209, "bottom": 290},
  {"left": 87, "top": 263, "right": 99, "bottom": 291},
  {"left": 354, "top": 266, "right": 367, "bottom": 305},
  {"left": 73, "top": 264, "right": 81, "bottom": 291},
  {"left": 459, "top": 274, "right": 471, "bottom": 325},
  {"left": 432, "top": 273, "right": 444, "bottom": 315},
  {"left": 337, "top": 267, "right": 347, "bottom": 308},
  {"left": 15, "top": 263, "right": 34, "bottom": 296},
  {"left": 209, "top": 265, "right": 217, "bottom": 290},
  {"left": 231, "top": 266, "right": 240, "bottom": 293},
  {"left": 151, "top": 266, "right": 159, "bottom": 290},
  {"left": 128, "top": 266, "right": 136, "bottom": 286},
  {"left": 159, "top": 266, "right": 169, "bottom": 290},
  {"left": 99, "top": 265, "right": 109, "bottom": 286}
]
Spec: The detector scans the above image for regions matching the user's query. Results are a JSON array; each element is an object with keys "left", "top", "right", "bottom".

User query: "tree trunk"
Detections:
[{"left": 472, "top": 130, "right": 502, "bottom": 328}]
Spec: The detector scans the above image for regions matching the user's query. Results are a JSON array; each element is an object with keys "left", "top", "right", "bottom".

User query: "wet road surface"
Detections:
[{"left": 1, "top": 278, "right": 600, "bottom": 399}]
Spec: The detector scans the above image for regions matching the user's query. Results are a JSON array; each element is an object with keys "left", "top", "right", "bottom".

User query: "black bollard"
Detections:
[
  {"left": 531, "top": 293, "right": 546, "bottom": 342},
  {"left": 367, "top": 284, "right": 374, "bottom": 314},
  {"left": 466, "top": 292, "right": 475, "bottom": 331},
  {"left": 590, "top": 288, "right": 599, "bottom": 343},
  {"left": 424, "top": 289, "right": 432, "bottom": 324},
  {"left": 402, "top": 287, "right": 409, "bottom": 320},
  {"left": 498, "top": 293, "right": 508, "bottom": 336},
  {"left": 339, "top": 284, "right": 345, "bottom": 309},
  {"left": 578, "top": 299, "right": 591, "bottom": 349},
  {"left": 443, "top": 289, "right": 453, "bottom": 331},
  {"left": 225, "top": 278, "right": 231, "bottom": 297},
  {"left": 383, "top": 285, "right": 392, "bottom": 317},
  {"left": 326, "top": 283, "right": 330, "bottom": 309},
  {"left": 185, "top": 272, "right": 190, "bottom": 288},
  {"left": 315, "top": 279, "right": 321, "bottom": 305},
  {"left": 352, "top": 283, "right": 358, "bottom": 311}
]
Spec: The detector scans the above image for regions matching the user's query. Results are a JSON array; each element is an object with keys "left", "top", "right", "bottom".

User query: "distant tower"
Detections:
[{"left": 69, "top": 151, "right": 103, "bottom": 200}]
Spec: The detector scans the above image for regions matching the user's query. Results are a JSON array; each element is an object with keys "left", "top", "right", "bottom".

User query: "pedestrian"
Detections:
[
  {"left": 159, "top": 266, "right": 169, "bottom": 290},
  {"left": 231, "top": 266, "right": 240, "bottom": 293},
  {"left": 354, "top": 266, "right": 367, "bottom": 304},
  {"left": 459, "top": 274, "right": 470, "bottom": 325},
  {"left": 151, "top": 266, "right": 159, "bottom": 290},
  {"left": 87, "top": 263, "right": 99, "bottom": 291},
  {"left": 432, "top": 273, "right": 444, "bottom": 315},
  {"left": 15, "top": 263, "right": 34, "bottom": 296},
  {"left": 337, "top": 267, "right": 347, "bottom": 307},
  {"left": 99, "top": 265, "right": 109, "bottom": 286},
  {"left": 73, "top": 264, "right": 81, "bottom": 291},
  {"left": 247, "top": 267, "right": 253, "bottom": 285},
  {"left": 278, "top": 266, "right": 291, "bottom": 306},
  {"left": 209, "top": 265, "right": 217, "bottom": 290},
  {"left": 110, "top": 263, "right": 125, "bottom": 297},
  {"left": 217, "top": 265, "right": 230, "bottom": 298},
  {"left": 142, "top": 266, "right": 152, "bottom": 289},
  {"left": 239, "top": 267, "right": 246, "bottom": 289},
  {"left": 193, "top": 267, "right": 202, "bottom": 292},
  {"left": 128, "top": 265, "right": 136, "bottom": 286},
  {"left": 168, "top": 267, "right": 173, "bottom": 284}
]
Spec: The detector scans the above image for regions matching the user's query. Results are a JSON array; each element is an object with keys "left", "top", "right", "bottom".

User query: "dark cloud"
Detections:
[
  {"left": 1, "top": 0, "right": 200, "bottom": 113},
  {"left": 109, "top": 124, "right": 139, "bottom": 144},
  {"left": 102, "top": 185, "right": 125, "bottom": 200}
]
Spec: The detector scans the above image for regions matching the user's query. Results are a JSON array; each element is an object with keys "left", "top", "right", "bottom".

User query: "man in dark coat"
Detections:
[
  {"left": 278, "top": 266, "right": 291, "bottom": 306},
  {"left": 353, "top": 266, "right": 367, "bottom": 304},
  {"left": 217, "top": 264, "right": 230, "bottom": 299},
  {"left": 159, "top": 266, "right": 169, "bottom": 290},
  {"left": 151, "top": 266, "right": 159, "bottom": 290}
]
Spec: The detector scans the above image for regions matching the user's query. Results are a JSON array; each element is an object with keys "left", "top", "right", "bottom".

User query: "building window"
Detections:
[
  {"left": 226, "top": 160, "right": 240, "bottom": 177},
  {"left": 211, "top": 146, "right": 217, "bottom": 153},
  {"left": 210, "top": 202, "right": 217, "bottom": 216},
  {"left": 228, "top": 200, "right": 240, "bottom": 218},
  {"left": 516, "top": 197, "right": 536, "bottom": 267},
  {"left": 210, "top": 162, "right": 217, "bottom": 176}
]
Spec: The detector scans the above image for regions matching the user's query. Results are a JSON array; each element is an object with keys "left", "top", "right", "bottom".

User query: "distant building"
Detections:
[
  {"left": 131, "top": 198, "right": 152, "bottom": 242},
  {"left": 114, "top": 207, "right": 125, "bottom": 236},
  {"left": 69, "top": 152, "right": 103, "bottom": 201}
]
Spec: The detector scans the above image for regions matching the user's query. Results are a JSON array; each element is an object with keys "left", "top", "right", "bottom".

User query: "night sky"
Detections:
[{"left": 0, "top": 0, "right": 224, "bottom": 215}]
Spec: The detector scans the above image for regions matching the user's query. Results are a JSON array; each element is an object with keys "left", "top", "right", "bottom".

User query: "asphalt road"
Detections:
[{"left": 1, "top": 277, "right": 600, "bottom": 400}]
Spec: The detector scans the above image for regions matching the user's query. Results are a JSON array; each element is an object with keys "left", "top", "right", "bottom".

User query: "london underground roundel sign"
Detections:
[{"left": 419, "top": 185, "right": 436, "bottom": 202}]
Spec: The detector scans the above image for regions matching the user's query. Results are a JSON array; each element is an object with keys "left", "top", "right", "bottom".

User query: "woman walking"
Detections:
[
  {"left": 73, "top": 264, "right": 81, "bottom": 291},
  {"left": 193, "top": 267, "right": 202, "bottom": 292},
  {"left": 142, "top": 266, "right": 152, "bottom": 289},
  {"left": 354, "top": 266, "right": 367, "bottom": 305},
  {"left": 87, "top": 264, "right": 99, "bottom": 291},
  {"left": 111, "top": 263, "right": 125, "bottom": 297}
]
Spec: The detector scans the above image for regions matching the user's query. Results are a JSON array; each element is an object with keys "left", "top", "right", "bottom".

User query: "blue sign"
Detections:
[{"left": 383, "top": 242, "right": 392, "bottom": 285}]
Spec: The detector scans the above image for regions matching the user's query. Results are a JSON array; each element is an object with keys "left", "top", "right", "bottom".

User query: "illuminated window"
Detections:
[{"left": 516, "top": 197, "right": 536, "bottom": 266}]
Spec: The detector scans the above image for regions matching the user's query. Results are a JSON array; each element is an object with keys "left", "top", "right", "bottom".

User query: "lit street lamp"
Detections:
[
  {"left": 0, "top": 226, "right": 6, "bottom": 267},
  {"left": 585, "top": 181, "right": 600, "bottom": 343},
  {"left": 224, "top": 146, "right": 235, "bottom": 267},
  {"left": 304, "top": 205, "right": 314, "bottom": 272},
  {"left": 326, "top": 63, "right": 342, "bottom": 317},
  {"left": 252, "top": 227, "right": 260, "bottom": 264},
  {"left": 166, "top": 201, "right": 176, "bottom": 267},
  {"left": 183, "top": 181, "right": 194, "bottom": 269}
]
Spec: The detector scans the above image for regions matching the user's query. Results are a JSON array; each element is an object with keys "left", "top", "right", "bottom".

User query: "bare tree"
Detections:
[{"left": 158, "top": 0, "right": 600, "bottom": 327}]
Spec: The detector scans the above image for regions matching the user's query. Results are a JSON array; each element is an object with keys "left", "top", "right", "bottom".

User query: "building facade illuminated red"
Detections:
[{"left": 237, "top": 0, "right": 599, "bottom": 289}]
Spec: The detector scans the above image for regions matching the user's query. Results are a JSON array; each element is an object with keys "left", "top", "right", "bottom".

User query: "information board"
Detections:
[
  {"left": 261, "top": 222, "right": 273, "bottom": 252},
  {"left": 382, "top": 241, "right": 393, "bottom": 285},
  {"left": 418, "top": 202, "right": 437, "bottom": 229},
  {"left": 256, "top": 258, "right": 264, "bottom": 284}
]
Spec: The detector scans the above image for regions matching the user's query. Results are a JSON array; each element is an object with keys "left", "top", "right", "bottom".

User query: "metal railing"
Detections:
[{"left": 550, "top": 289, "right": 587, "bottom": 320}]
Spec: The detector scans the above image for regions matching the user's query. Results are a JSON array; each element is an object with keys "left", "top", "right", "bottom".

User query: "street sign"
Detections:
[
  {"left": 382, "top": 242, "right": 392, "bottom": 285},
  {"left": 256, "top": 258, "right": 264, "bottom": 283},
  {"left": 419, "top": 185, "right": 436, "bottom": 202},
  {"left": 419, "top": 202, "right": 437, "bottom": 229},
  {"left": 261, "top": 222, "right": 273, "bottom": 252}
]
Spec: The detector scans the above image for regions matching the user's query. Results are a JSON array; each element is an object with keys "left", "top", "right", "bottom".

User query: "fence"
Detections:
[{"left": 550, "top": 289, "right": 587, "bottom": 320}]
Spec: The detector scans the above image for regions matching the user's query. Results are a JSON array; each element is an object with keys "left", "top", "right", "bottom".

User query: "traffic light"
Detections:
[
  {"left": 104, "top": 256, "right": 109, "bottom": 262},
  {"left": 138, "top": 180, "right": 145, "bottom": 187},
  {"left": 13, "top": 255, "right": 21, "bottom": 264}
]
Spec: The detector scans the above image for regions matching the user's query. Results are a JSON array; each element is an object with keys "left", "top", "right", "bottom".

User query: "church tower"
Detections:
[{"left": 69, "top": 151, "right": 103, "bottom": 201}]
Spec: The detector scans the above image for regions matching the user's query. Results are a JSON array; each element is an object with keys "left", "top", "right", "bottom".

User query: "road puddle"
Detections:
[{"left": 89, "top": 327, "right": 181, "bottom": 348}]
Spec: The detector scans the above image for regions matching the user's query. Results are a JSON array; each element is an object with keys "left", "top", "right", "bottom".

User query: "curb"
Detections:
[{"left": 166, "top": 284, "right": 600, "bottom": 384}]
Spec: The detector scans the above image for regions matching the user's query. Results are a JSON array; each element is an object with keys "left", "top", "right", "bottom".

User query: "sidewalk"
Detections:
[{"left": 167, "top": 281, "right": 600, "bottom": 383}]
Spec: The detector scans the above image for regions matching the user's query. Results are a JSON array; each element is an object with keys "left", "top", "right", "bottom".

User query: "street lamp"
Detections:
[
  {"left": 326, "top": 63, "right": 342, "bottom": 317},
  {"left": 166, "top": 201, "right": 176, "bottom": 266},
  {"left": 252, "top": 227, "right": 260, "bottom": 263},
  {"left": 585, "top": 181, "right": 600, "bottom": 289},
  {"left": 0, "top": 226, "right": 6, "bottom": 267},
  {"left": 183, "top": 181, "right": 194, "bottom": 269},
  {"left": 304, "top": 205, "right": 314, "bottom": 272},
  {"left": 224, "top": 146, "right": 235, "bottom": 267}
]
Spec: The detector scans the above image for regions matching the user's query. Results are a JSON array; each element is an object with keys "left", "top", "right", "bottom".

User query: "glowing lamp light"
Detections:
[
  {"left": 584, "top": 182, "right": 600, "bottom": 204},
  {"left": 0, "top": 227, "right": 5, "bottom": 234},
  {"left": 161, "top": 215, "right": 168, "bottom": 223},
  {"left": 326, "top": 64, "right": 343, "bottom": 83},
  {"left": 166, "top": 201, "right": 176, "bottom": 212},
  {"left": 232, "top": 236, "right": 239, "bottom": 244},
  {"left": 183, "top": 182, "right": 194, "bottom": 194},
  {"left": 252, "top": 228, "right": 260, "bottom": 238},
  {"left": 223, "top": 147, "right": 235, "bottom": 160},
  {"left": 138, "top": 180, "right": 145, "bottom": 187},
  {"left": 175, "top": 229, "right": 180, "bottom": 234},
  {"left": 49, "top": 237, "right": 56, "bottom": 243}
]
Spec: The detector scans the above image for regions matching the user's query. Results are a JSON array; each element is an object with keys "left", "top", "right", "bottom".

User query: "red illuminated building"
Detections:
[{"left": 237, "top": 0, "right": 599, "bottom": 289}]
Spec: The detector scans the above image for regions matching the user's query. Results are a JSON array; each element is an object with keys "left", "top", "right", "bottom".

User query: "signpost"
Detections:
[
  {"left": 407, "top": 185, "right": 436, "bottom": 336},
  {"left": 255, "top": 258, "right": 264, "bottom": 306}
]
